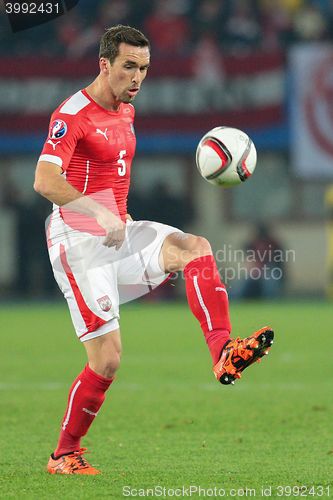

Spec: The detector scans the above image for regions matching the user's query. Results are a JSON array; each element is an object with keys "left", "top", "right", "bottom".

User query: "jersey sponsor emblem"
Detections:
[
  {"left": 46, "top": 139, "right": 61, "bottom": 150},
  {"left": 96, "top": 128, "right": 109, "bottom": 141},
  {"left": 49, "top": 119, "right": 67, "bottom": 139},
  {"left": 97, "top": 295, "right": 112, "bottom": 312}
]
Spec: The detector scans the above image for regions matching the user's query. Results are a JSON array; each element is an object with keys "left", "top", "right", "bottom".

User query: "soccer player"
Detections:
[{"left": 34, "top": 25, "right": 274, "bottom": 475}]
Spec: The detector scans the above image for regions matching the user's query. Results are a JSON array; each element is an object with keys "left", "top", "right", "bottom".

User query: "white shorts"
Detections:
[{"left": 48, "top": 219, "right": 182, "bottom": 342}]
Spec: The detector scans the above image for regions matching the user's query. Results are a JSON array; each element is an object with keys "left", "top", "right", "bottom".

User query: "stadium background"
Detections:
[{"left": 0, "top": 0, "right": 332, "bottom": 300}]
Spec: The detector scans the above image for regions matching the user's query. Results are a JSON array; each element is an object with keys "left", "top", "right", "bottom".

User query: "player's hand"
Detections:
[{"left": 96, "top": 209, "right": 126, "bottom": 250}]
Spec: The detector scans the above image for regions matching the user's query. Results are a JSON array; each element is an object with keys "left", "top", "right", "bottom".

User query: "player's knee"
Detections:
[
  {"left": 102, "top": 352, "right": 121, "bottom": 378},
  {"left": 92, "top": 351, "right": 121, "bottom": 379},
  {"left": 191, "top": 236, "right": 212, "bottom": 256},
  {"left": 162, "top": 233, "right": 212, "bottom": 272},
  {"left": 175, "top": 235, "right": 212, "bottom": 270},
  {"left": 183, "top": 235, "right": 212, "bottom": 263}
]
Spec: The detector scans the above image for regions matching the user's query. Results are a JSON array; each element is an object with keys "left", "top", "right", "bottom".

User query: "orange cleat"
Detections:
[
  {"left": 213, "top": 326, "right": 274, "bottom": 385},
  {"left": 47, "top": 448, "right": 100, "bottom": 475}
]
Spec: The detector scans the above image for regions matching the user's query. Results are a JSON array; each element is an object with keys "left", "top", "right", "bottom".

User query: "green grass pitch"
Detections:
[{"left": 0, "top": 300, "right": 332, "bottom": 499}]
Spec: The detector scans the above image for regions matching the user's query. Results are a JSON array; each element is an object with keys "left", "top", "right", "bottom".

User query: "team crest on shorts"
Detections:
[
  {"left": 97, "top": 295, "right": 112, "bottom": 312},
  {"left": 49, "top": 119, "right": 67, "bottom": 139}
]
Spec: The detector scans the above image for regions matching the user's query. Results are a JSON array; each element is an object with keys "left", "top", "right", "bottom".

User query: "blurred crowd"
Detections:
[{"left": 2, "top": 0, "right": 333, "bottom": 58}]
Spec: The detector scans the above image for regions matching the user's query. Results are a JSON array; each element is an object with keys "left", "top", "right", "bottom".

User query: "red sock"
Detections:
[
  {"left": 54, "top": 364, "right": 114, "bottom": 458},
  {"left": 184, "top": 255, "right": 231, "bottom": 364}
]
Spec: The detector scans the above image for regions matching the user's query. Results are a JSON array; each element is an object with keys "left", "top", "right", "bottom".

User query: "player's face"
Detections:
[{"left": 106, "top": 43, "right": 150, "bottom": 104}]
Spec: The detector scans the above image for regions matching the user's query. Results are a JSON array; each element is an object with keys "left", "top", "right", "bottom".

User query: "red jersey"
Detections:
[{"left": 39, "top": 89, "right": 136, "bottom": 234}]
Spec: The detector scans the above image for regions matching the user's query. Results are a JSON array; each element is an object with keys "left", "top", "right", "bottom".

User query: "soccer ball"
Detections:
[{"left": 196, "top": 126, "right": 257, "bottom": 186}]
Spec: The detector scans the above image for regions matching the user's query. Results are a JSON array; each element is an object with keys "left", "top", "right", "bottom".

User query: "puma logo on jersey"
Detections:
[
  {"left": 96, "top": 128, "right": 109, "bottom": 141},
  {"left": 215, "top": 287, "right": 228, "bottom": 294},
  {"left": 47, "top": 139, "right": 61, "bottom": 150}
]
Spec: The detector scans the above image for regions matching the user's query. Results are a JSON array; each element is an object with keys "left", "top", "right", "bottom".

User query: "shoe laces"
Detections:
[
  {"left": 66, "top": 448, "right": 90, "bottom": 470},
  {"left": 228, "top": 337, "right": 254, "bottom": 361}
]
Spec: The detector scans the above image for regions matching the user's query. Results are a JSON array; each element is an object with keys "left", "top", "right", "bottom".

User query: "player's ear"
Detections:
[{"left": 99, "top": 57, "right": 109, "bottom": 74}]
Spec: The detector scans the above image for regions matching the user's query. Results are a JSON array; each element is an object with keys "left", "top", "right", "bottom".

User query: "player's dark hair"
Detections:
[{"left": 99, "top": 25, "right": 150, "bottom": 64}]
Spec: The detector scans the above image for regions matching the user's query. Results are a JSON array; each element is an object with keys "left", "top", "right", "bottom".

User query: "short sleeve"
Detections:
[{"left": 38, "top": 110, "right": 84, "bottom": 171}]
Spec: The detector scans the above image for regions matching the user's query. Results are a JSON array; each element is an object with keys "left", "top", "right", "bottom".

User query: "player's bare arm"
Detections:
[{"left": 34, "top": 160, "right": 126, "bottom": 249}]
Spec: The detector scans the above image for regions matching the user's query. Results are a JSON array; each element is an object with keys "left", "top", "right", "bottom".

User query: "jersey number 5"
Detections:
[{"left": 117, "top": 150, "right": 126, "bottom": 176}]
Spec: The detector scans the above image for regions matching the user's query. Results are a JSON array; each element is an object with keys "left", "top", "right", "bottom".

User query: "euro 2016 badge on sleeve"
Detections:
[{"left": 49, "top": 119, "right": 68, "bottom": 140}]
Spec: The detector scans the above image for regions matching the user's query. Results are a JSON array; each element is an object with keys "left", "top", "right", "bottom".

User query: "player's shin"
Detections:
[
  {"left": 184, "top": 255, "right": 231, "bottom": 364},
  {"left": 54, "top": 364, "right": 114, "bottom": 458}
]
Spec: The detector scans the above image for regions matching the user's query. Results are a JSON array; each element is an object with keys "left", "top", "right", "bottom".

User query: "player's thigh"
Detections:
[
  {"left": 117, "top": 220, "right": 182, "bottom": 287},
  {"left": 49, "top": 237, "right": 120, "bottom": 341}
]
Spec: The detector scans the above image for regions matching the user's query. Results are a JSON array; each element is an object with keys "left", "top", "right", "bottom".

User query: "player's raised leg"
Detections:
[
  {"left": 160, "top": 233, "right": 231, "bottom": 364},
  {"left": 47, "top": 329, "right": 121, "bottom": 475},
  {"left": 160, "top": 232, "right": 274, "bottom": 385}
]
